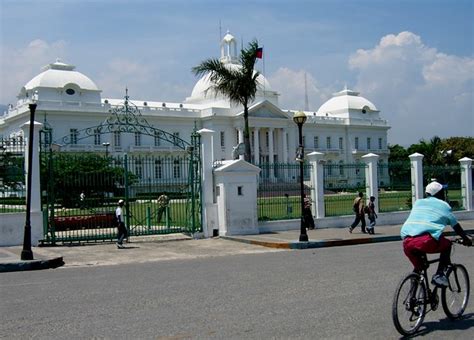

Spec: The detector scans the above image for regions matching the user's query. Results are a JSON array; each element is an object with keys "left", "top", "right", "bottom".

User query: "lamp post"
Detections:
[
  {"left": 102, "top": 142, "right": 110, "bottom": 157},
  {"left": 293, "top": 111, "right": 308, "bottom": 242},
  {"left": 440, "top": 149, "right": 453, "bottom": 203},
  {"left": 21, "top": 95, "right": 38, "bottom": 260}
]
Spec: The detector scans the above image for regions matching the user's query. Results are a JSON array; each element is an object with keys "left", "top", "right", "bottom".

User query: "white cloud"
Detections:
[
  {"left": 267, "top": 67, "right": 330, "bottom": 111},
  {"left": 349, "top": 31, "right": 474, "bottom": 145},
  {"left": 0, "top": 39, "right": 67, "bottom": 104},
  {"left": 97, "top": 58, "right": 190, "bottom": 102}
]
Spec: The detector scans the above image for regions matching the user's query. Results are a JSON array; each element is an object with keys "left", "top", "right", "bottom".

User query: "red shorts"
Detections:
[{"left": 403, "top": 234, "right": 451, "bottom": 271}]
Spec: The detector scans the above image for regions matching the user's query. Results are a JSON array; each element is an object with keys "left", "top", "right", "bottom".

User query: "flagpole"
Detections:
[
  {"left": 219, "top": 20, "right": 222, "bottom": 41},
  {"left": 263, "top": 45, "right": 266, "bottom": 98}
]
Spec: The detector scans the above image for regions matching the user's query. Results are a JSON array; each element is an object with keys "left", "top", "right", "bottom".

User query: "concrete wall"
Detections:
[{"left": 0, "top": 212, "right": 43, "bottom": 246}]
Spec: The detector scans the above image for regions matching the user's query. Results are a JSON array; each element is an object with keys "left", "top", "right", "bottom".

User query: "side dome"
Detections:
[
  {"left": 23, "top": 60, "right": 99, "bottom": 92},
  {"left": 317, "top": 88, "right": 378, "bottom": 115}
]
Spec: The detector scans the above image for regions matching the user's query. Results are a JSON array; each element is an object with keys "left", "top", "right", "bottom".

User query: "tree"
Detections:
[
  {"left": 440, "top": 137, "right": 474, "bottom": 165},
  {"left": 388, "top": 144, "right": 409, "bottom": 163},
  {"left": 41, "top": 153, "right": 138, "bottom": 207},
  {"left": 407, "top": 136, "right": 443, "bottom": 165},
  {"left": 192, "top": 40, "right": 261, "bottom": 162}
]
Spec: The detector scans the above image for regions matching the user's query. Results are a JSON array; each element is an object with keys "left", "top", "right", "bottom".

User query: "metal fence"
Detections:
[
  {"left": 257, "top": 162, "right": 313, "bottom": 221},
  {"left": 377, "top": 161, "right": 412, "bottom": 212},
  {"left": 423, "top": 164, "right": 463, "bottom": 210},
  {"left": 323, "top": 163, "right": 367, "bottom": 191},
  {"left": 323, "top": 163, "right": 367, "bottom": 216},
  {"left": 0, "top": 137, "right": 26, "bottom": 213}
]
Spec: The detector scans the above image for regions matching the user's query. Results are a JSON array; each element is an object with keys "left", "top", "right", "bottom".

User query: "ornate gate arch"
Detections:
[{"left": 40, "top": 91, "right": 201, "bottom": 244}]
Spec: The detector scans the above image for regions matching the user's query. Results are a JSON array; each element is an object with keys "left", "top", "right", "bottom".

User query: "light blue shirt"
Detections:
[{"left": 400, "top": 196, "right": 458, "bottom": 240}]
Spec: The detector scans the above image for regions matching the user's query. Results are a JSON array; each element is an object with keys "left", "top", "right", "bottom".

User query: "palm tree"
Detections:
[{"left": 192, "top": 40, "right": 261, "bottom": 162}]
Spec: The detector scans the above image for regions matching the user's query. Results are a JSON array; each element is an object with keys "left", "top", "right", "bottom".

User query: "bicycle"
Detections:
[{"left": 392, "top": 238, "right": 471, "bottom": 336}]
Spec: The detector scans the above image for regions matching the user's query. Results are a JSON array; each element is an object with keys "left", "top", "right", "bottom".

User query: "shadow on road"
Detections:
[{"left": 401, "top": 313, "right": 474, "bottom": 339}]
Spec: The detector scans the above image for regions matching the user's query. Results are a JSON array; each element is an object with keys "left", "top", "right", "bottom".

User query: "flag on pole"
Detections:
[{"left": 256, "top": 47, "right": 263, "bottom": 59}]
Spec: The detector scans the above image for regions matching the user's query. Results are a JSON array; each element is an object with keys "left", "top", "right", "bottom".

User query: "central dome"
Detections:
[{"left": 189, "top": 63, "right": 272, "bottom": 102}]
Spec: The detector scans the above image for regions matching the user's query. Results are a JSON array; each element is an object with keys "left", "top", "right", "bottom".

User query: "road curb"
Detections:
[
  {"left": 0, "top": 256, "right": 64, "bottom": 273},
  {"left": 222, "top": 229, "right": 474, "bottom": 250},
  {"left": 221, "top": 235, "right": 401, "bottom": 249}
]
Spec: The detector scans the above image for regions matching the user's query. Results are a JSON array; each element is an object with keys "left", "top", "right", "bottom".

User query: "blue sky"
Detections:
[{"left": 1, "top": 0, "right": 473, "bottom": 145}]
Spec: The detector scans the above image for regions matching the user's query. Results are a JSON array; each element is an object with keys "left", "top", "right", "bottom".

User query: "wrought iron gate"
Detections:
[{"left": 39, "top": 94, "right": 201, "bottom": 244}]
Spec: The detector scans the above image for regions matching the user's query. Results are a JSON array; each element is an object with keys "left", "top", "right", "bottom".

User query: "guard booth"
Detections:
[{"left": 214, "top": 160, "right": 260, "bottom": 236}]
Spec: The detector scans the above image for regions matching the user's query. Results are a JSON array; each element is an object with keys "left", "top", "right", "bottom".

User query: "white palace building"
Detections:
[{"left": 0, "top": 32, "right": 390, "bottom": 174}]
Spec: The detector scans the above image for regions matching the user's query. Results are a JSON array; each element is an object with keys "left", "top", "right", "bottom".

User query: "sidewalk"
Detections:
[
  {"left": 222, "top": 220, "right": 474, "bottom": 249},
  {"left": 1, "top": 220, "right": 473, "bottom": 273}
]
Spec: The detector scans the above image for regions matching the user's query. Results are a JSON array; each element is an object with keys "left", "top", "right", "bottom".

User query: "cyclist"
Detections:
[{"left": 400, "top": 181, "right": 472, "bottom": 287}]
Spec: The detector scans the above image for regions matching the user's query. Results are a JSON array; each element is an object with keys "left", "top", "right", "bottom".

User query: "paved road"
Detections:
[{"left": 1, "top": 241, "right": 473, "bottom": 339}]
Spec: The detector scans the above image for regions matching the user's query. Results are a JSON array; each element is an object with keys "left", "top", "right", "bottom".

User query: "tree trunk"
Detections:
[{"left": 243, "top": 105, "right": 252, "bottom": 162}]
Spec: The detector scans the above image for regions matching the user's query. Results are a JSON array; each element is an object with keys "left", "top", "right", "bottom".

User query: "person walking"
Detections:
[
  {"left": 303, "top": 194, "right": 315, "bottom": 230},
  {"left": 349, "top": 191, "right": 366, "bottom": 233},
  {"left": 79, "top": 191, "right": 86, "bottom": 210},
  {"left": 115, "top": 199, "right": 128, "bottom": 249},
  {"left": 157, "top": 193, "right": 170, "bottom": 223},
  {"left": 366, "top": 196, "right": 377, "bottom": 234}
]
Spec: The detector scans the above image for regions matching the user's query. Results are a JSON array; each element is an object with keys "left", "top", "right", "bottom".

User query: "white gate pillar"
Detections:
[
  {"left": 307, "top": 151, "right": 325, "bottom": 218},
  {"left": 198, "top": 128, "right": 215, "bottom": 238},
  {"left": 362, "top": 153, "right": 380, "bottom": 212},
  {"left": 409, "top": 153, "right": 424, "bottom": 205},
  {"left": 459, "top": 157, "right": 472, "bottom": 211}
]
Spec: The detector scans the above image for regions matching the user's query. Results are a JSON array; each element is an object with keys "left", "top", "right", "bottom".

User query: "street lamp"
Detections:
[
  {"left": 102, "top": 142, "right": 110, "bottom": 157},
  {"left": 440, "top": 149, "right": 453, "bottom": 203},
  {"left": 293, "top": 111, "right": 308, "bottom": 242},
  {"left": 21, "top": 92, "right": 38, "bottom": 260}
]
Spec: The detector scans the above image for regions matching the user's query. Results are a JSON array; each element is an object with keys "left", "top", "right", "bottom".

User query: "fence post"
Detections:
[
  {"left": 21, "top": 121, "right": 43, "bottom": 213},
  {"left": 362, "top": 153, "right": 380, "bottom": 212},
  {"left": 409, "top": 153, "right": 424, "bottom": 205},
  {"left": 459, "top": 157, "right": 472, "bottom": 211},
  {"left": 307, "top": 151, "right": 325, "bottom": 218},
  {"left": 198, "top": 128, "right": 215, "bottom": 238}
]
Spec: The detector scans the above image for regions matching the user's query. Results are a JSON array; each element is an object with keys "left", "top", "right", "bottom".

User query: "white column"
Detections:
[
  {"left": 238, "top": 128, "right": 244, "bottom": 160},
  {"left": 459, "top": 157, "right": 472, "bottom": 211},
  {"left": 268, "top": 128, "right": 274, "bottom": 180},
  {"left": 197, "top": 128, "right": 215, "bottom": 238},
  {"left": 362, "top": 153, "right": 380, "bottom": 213},
  {"left": 282, "top": 129, "right": 288, "bottom": 164},
  {"left": 21, "top": 121, "right": 43, "bottom": 213},
  {"left": 409, "top": 153, "right": 424, "bottom": 205},
  {"left": 253, "top": 127, "right": 260, "bottom": 165},
  {"left": 307, "top": 151, "right": 325, "bottom": 218}
]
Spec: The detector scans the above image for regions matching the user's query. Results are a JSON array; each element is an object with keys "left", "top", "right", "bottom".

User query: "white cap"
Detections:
[
  {"left": 118, "top": 199, "right": 124, "bottom": 204},
  {"left": 425, "top": 181, "right": 443, "bottom": 196}
]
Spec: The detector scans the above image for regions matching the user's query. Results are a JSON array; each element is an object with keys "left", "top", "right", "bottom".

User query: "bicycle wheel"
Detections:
[
  {"left": 392, "top": 272, "right": 427, "bottom": 336},
  {"left": 442, "top": 264, "right": 470, "bottom": 320}
]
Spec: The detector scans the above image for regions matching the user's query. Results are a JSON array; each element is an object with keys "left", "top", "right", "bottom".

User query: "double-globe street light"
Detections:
[{"left": 293, "top": 111, "right": 308, "bottom": 242}]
